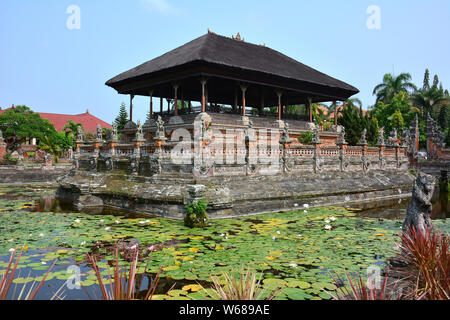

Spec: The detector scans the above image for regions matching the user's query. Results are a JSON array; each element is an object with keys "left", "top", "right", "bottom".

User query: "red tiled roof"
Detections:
[{"left": 0, "top": 107, "right": 111, "bottom": 132}]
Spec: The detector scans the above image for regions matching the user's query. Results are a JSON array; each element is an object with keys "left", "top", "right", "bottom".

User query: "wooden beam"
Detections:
[{"left": 130, "top": 94, "right": 135, "bottom": 122}]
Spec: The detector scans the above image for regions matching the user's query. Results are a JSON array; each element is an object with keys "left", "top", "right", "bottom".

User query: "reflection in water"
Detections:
[
  {"left": 34, "top": 196, "right": 154, "bottom": 219},
  {"left": 348, "top": 186, "right": 448, "bottom": 220},
  {"left": 34, "top": 185, "right": 449, "bottom": 221}
]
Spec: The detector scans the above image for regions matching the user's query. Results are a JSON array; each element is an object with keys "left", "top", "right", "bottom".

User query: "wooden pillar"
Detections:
[
  {"left": 173, "top": 84, "right": 179, "bottom": 116},
  {"left": 276, "top": 90, "right": 283, "bottom": 121},
  {"left": 240, "top": 84, "right": 248, "bottom": 117},
  {"left": 130, "top": 94, "right": 135, "bottom": 122},
  {"left": 149, "top": 91, "right": 154, "bottom": 119},
  {"left": 201, "top": 78, "right": 207, "bottom": 113},
  {"left": 333, "top": 101, "right": 337, "bottom": 125},
  {"left": 166, "top": 99, "right": 171, "bottom": 115},
  {"left": 160, "top": 97, "right": 163, "bottom": 114},
  {"left": 233, "top": 88, "right": 238, "bottom": 114},
  {"left": 181, "top": 96, "right": 184, "bottom": 114},
  {"left": 260, "top": 93, "right": 265, "bottom": 116},
  {"left": 307, "top": 97, "right": 313, "bottom": 123}
]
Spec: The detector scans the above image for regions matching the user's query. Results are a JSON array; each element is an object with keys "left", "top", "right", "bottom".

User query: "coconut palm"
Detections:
[
  {"left": 63, "top": 120, "right": 82, "bottom": 151},
  {"left": 373, "top": 73, "right": 417, "bottom": 104},
  {"left": 412, "top": 87, "right": 449, "bottom": 120}
]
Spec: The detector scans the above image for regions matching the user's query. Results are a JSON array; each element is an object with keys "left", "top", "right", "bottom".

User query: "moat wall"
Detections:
[
  {"left": 56, "top": 170, "right": 415, "bottom": 220},
  {"left": 0, "top": 166, "right": 72, "bottom": 184}
]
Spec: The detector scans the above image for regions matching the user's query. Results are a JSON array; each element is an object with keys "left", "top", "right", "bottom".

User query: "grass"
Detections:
[
  {"left": 396, "top": 226, "right": 449, "bottom": 300},
  {"left": 0, "top": 247, "right": 56, "bottom": 300},
  {"left": 87, "top": 246, "right": 162, "bottom": 300},
  {"left": 201, "top": 268, "right": 279, "bottom": 300}
]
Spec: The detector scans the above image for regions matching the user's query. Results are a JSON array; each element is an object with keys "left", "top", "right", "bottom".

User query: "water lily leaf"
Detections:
[
  {"left": 168, "top": 289, "right": 188, "bottom": 297},
  {"left": 182, "top": 284, "right": 203, "bottom": 292},
  {"left": 287, "top": 280, "right": 311, "bottom": 289},
  {"left": 163, "top": 265, "right": 180, "bottom": 272}
]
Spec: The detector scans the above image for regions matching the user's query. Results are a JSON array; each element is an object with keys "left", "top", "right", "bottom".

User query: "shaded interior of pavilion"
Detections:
[{"left": 125, "top": 76, "right": 343, "bottom": 127}]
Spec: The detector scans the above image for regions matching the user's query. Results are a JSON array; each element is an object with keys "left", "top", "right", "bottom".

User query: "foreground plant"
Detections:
[
  {"left": 328, "top": 268, "right": 395, "bottom": 300},
  {"left": 202, "top": 268, "right": 278, "bottom": 300},
  {"left": 396, "top": 226, "right": 449, "bottom": 300},
  {"left": 0, "top": 247, "right": 56, "bottom": 300},
  {"left": 87, "top": 246, "right": 162, "bottom": 300},
  {"left": 184, "top": 199, "right": 208, "bottom": 229}
]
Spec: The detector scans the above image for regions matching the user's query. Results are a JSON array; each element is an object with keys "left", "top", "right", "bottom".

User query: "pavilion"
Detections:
[
  {"left": 106, "top": 31, "right": 359, "bottom": 128},
  {"left": 61, "top": 32, "right": 415, "bottom": 219}
]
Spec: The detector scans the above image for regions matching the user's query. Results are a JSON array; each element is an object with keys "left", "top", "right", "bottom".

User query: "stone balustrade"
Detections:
[{"left": 75, "top": 133, "right": 409, "bottom": 177}]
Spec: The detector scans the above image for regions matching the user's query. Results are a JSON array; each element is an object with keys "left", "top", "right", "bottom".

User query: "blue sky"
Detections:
[{"left": 1, "top": 0, "right": 449, "bottom": 124}]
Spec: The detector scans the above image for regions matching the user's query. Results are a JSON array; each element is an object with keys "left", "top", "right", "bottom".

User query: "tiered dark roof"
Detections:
[{"left": 106, "top": 33, "right": 358, "bottom": 106}]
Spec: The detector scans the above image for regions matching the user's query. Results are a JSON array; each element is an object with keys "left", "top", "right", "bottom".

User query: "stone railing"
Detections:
[{"left": 75, "top": 135, "right": 409, "bottom": 177}]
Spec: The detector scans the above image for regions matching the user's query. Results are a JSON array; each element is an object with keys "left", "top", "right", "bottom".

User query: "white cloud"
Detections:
[{"left": 140, "top": 0, "right": 180, "bottom": 15}]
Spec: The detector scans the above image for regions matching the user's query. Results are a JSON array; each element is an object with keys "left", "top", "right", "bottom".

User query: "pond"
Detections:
[{"left": 0, "top": 183, "right": 448, "bottom": 300}]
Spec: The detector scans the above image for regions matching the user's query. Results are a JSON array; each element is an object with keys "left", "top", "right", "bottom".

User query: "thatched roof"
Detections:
[{"left": 106, "top": 33, "right": 358, "bottom": 105}]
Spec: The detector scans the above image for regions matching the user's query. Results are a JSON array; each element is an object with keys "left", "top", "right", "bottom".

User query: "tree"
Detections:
[
  {"left": 437, "top": 105, "right": 449, "bottom": 131},
  {"left": 114, "top": 103, "right": 129, "bottom": 130},
  {"left": 63, "top": 120, "right": 83, "bottom": 151},
  {"left": 391, "top": 109, "right": 405, "bottom": 132},
  {"left": 38, "top": 132, "right": 70, "bottom": 163},
  {"left": 338, "top": 99, "right": 365, "bottom": 146},
  {"left": 0, "top": 105, "right": 58, "bottom": 154},
  {"left": 423, "top": 69, "right": 430, "bottom": 90},
  {"left": 432, "top": 75, "right": 439, "bottom": 89},
  {"left": 412, "top": 86, "right": 449, "bottom": 119},
  {"left": 373, "top": 73, "right": 417, "bottom": 104}
]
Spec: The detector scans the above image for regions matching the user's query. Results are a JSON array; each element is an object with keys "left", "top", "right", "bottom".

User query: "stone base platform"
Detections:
[{"left": 56, "top": 170, "right": 415, "bottom": 220}]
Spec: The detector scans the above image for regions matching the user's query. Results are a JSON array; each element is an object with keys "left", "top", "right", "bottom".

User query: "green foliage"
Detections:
[
  {"left": 114, "top": 103, "right": 129, "bottom": 130},
  {"left": 371, "top": 92, "right": 419, "bottom": 142},
  {"left": 37, "top": 132, "right": 70, "bottom": 163},
  {"left": 184, "top": 199, "right": 209, "bottom": 228},
  {"left": 298, "top": 131, "right": 313, "bottom": 145},
  {"left": 63, "top": 120, "right": 83, "bottom": 150},
  {"left": 437, "top": 106, "right": 449, "bottom": 131},
  {"left": 0, "top": 106, "right": 58, "bottom": 154},
  {"left": 1, "top": 152, "right": 18, "bottom": 165},
  {"left": 338, "top": 98, "right": 379, "bottom": 146},
  {"left": 391, "top": 110, "right": 405, "bottom": 131},
  {"left": 373, "top": 73, "right": 417, "bottom": 104}
]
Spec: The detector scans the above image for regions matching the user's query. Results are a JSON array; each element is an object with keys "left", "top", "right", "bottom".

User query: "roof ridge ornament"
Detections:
[{"left": 232, "top": 33, "right": 244, "bottom": 41}]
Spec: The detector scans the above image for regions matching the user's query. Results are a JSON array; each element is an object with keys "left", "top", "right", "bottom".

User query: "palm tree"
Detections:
[
  {"left": 38, "top": 134, "right": 62, "bottom": 163},
  {"left": 373, "top": 73, "right": 417, "bottom": 104},
  {"left": 63, "top": 120, "right": 82, "bottom": 151},
  {"left": 412, "top": 87, "right": 449, "bottom": 120}
]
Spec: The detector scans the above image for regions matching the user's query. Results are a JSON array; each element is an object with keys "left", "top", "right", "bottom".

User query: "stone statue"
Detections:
[
  {"left": 105, "top": 156, "right": 113, "bottom": 171},
  {"left": 311, "top": 127, "right": 321, "bottom": 144},
  {"left": 388, "top": 128, "right": 399, "bottom": 146},
  {"left": 136, "top": 120, "right": 144, "bottom": 141},
  {"left": 77, "top": 126, "right": 84, "bottom": 143},
  {"left": 359, "top": 128, "right": 368, "bottom": 145},
  {"left": 280, "top": 122, "right": 292, "bottom": 145},
  {"left": 401, "top": 128, "right": 411, "bottom": 149},
  {"left": 402, "top": 172, "right": 436, "bottom": 234},
  {"left": 111, "top": 123, "right": 118, "bottom": 142},
  {"left": 377, "top": 127, "right": 385, "bottom": 146},
  {"left": 156, "top": 116, "right": 165, "bottom": 139},
  {"left": 337, "top": 127, "right": 347, "bottom": 145},
  {"left": 96, "top": 124, "right": 103, "bottom": 142}
]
